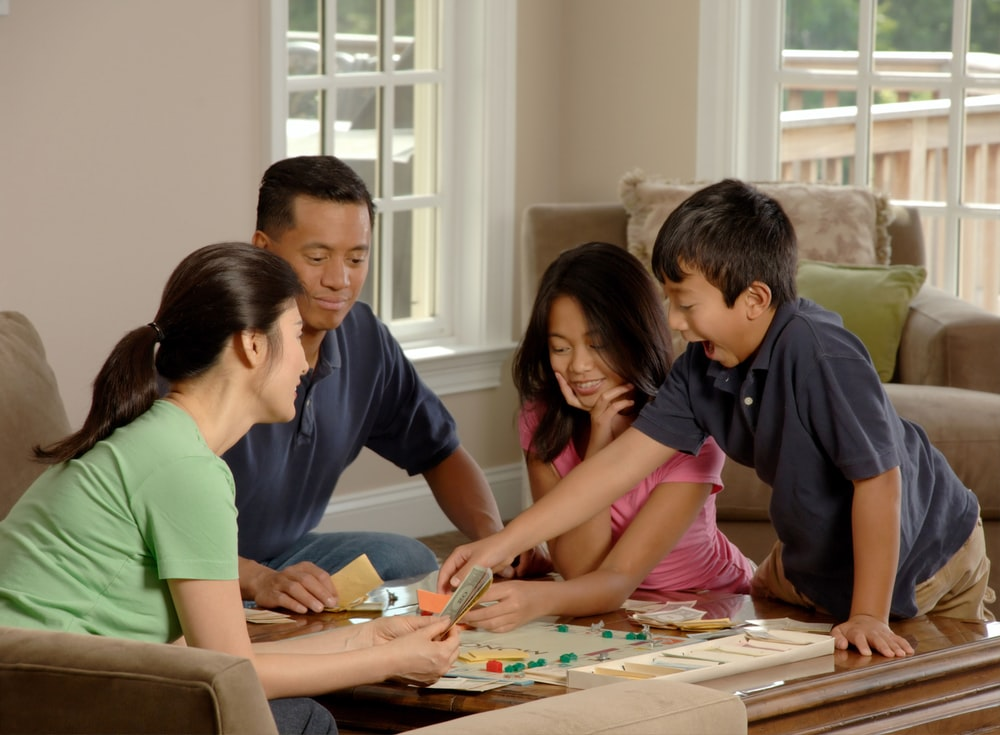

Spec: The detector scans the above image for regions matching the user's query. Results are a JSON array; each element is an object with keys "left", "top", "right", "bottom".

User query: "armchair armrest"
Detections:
[
  {"left": 896, "top": 285, "right": 1000, "bottom": 393},
  {"left": 0, "top": 626, "right": 276, "bottom": 735}
]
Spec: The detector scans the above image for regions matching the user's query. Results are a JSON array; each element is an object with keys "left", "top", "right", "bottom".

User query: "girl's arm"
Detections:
[
  {"left": 525, "top": 451, "right": 611, "bottom": 578},
  {"left": 168, "top": 579, "right": 459, "bottom": 699},
  {"left": 464, "top": 480, "right": 711, "bottom": 631}
]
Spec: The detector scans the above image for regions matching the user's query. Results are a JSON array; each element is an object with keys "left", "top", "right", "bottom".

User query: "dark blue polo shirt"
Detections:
[
  {"left": 224, "top": 302, "right": 459, "bottom": 562},
  {"left": 633, "top": 298, "right": 978, "bottom": 619}
]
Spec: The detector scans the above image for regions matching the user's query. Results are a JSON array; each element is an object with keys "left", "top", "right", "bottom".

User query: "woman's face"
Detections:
[
  {"left": 258, "top": 303, "right": 308, "bottom": 422},
  {"left": 546, "top": 295, "right": 625, "bottom": 410}
]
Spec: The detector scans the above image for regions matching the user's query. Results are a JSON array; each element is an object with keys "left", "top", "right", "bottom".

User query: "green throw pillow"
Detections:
[{"left": 796, "top": 259, "right": 927, "bottom": 382}]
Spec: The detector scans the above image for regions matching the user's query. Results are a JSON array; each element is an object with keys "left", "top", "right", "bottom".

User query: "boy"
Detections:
[{"left": 439, "top": 179, "right": 993, "bottom": 658}]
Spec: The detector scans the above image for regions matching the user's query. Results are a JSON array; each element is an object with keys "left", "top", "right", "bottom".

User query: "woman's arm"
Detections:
[
  {"left": 168, "top": 579, "right": 459, "bottom": 699},
  {"left": 463, "top": 480, "right": 711, "bottom": 632}
]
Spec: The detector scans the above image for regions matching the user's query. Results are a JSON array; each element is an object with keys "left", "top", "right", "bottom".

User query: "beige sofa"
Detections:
[
  {"left": 521, "top": 193, "right": 1000, "bottom": 618},
  {"left": 0, "top": 310, "right": 747, "bottom": 734}
]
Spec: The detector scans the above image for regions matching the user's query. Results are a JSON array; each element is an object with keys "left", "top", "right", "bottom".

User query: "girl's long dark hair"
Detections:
[
  {"left": 512, "top": 242, "right": 673, "bottom": 463},
  {"left": 34, "top": 243, "right": 303, "bottom": 463}
]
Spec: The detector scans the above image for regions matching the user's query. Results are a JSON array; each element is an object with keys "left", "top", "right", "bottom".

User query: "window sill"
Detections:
[{"left": 404, "top": 342, "right": 516, "bottom": 395}]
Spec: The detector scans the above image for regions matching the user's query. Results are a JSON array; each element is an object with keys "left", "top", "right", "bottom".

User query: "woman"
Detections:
[{"left": 0, "top": 243, "right": 459, "bottom": 734}]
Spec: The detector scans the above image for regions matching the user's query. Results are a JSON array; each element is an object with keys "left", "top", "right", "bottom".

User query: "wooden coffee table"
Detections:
[{"left": 248, "top": 582, "right": 1000, "bottom": 734}]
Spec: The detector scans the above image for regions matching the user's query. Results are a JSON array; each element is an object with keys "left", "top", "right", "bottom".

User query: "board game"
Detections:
[{"left": 446, "top": 619, "right": 689, "bottom": 686}]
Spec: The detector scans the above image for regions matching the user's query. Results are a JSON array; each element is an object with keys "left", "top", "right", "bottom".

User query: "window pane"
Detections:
[
  {"left": 870, "top": 87, "right": 949, "bottom": 201},
  {"left": 784, "top": 0, "right": 858, "bottom": 53},
  {"left": 963, "top": 89, "right": 1000, "bottom": 206},
  {"left": 873, "top": 0, "right": 951, "bottom": 76},
  {"left": 780, "top": 86, "right": 857, "bottom": 184},
  {"left": 338, "top": 0, "right": 380, "bottom": 72},
  {"left": 359, "top": 212, "right": 380, "bottom": 308},
  {"left": 287, "top": 91, "right": 323, "bottom": 156},
  {"left": 335, "top": 87, "right": 379, "bottom": 195},
  {"left": 391, "top": 208, "right": 437, "bottom": 321},
  {"left": 970, "top": 0, "right": 1000, "bottom": 79},
  {"left": 394, "top": 83, "right": 437, "bottom": 196},
  {"left": 958, "top": 218, "right": 1000, "bottom": 313},
  {"left": 918, "top": 212, "right": 954, "bottom": 291},
  {"left": 289, "top": 0, "right": 322, "bottom": 76}
]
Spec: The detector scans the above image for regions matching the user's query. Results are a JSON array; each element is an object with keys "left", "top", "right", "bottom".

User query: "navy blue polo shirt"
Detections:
[
  {"left": 633, "top": 298, "right": 978, "bottom": 619},
  {"left": 224, "top": 302, "right": 459, "bottom": 562}
]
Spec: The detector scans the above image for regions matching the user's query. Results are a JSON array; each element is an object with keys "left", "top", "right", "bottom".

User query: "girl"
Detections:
[
  {"left": 0, "top": 243, "right": 459, "bottom": 734},
  {"left": 462, "top": 242, "right": 753, "bottom": 633}
]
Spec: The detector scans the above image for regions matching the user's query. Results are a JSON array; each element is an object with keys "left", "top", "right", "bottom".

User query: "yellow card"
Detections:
[{"left": 325, "top": 554, "right": 384, "bottom": 611}]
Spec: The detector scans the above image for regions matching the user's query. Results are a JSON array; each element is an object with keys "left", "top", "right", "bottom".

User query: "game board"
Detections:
[{"left": 447, "top": 619, "right": 688, "bottom": 686}]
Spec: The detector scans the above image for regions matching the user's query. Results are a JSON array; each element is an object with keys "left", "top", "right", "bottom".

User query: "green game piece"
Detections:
[
  {"left": 602, "top": 630, "right": 613, "bottom": 638},
  {"left": 625, "top": 632, "right": 637, "bottom": 640},
  {"left": 636, "top": 633, "right": 648, "bottom": 640},
  {"left": 557, "top": 624, "right": 569, "bottom": 632}
]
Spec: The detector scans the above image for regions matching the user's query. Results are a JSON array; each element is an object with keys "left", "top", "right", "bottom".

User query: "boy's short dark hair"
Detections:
[
  {"left": 256, "top": 155, "right": 376, "bottom": 237},
  {"left": 650, "top": 179, "right": 798, "bottom": 308}
]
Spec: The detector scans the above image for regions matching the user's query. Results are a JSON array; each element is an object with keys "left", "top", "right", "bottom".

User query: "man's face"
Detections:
[
  {"left": 255, "top": 196, "right": 371, "bottom": 334},
  {"left": 663, "top": 269, "right": 757, "bottom": 368}
]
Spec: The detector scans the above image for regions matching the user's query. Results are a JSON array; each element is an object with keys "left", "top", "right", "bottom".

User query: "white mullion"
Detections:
[
  {"left": 324, "top": 0, "right": 339, "bottom": 143},
  {"left": 944, "top": 1, "right": 972, "bottom": 294},
  {"left": 264, "top": 0, "right": 289, "bottom": 162},
  {"left": 379, "top": 0, "right": 396, "bottom": 321},
  {"left": 855, "top": 0, "right": 875, "bottom": 186}
]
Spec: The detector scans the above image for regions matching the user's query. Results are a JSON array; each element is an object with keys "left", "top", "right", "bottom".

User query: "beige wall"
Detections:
[{"left": 0, "top": 0, "right": 699, "bottom": 502}]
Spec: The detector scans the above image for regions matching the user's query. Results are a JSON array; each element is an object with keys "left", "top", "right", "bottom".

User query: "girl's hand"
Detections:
[
  {"left": 437, "top": 537, "right": 517, "bottom": 593},
  {"left": 460, "top": 580, "right": 544, "bottom": 633},
  {"left": 554, "top": 373, "right": 634, "bottom": 453}
]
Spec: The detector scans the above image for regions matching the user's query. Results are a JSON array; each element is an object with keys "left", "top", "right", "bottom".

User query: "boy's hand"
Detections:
[
  {"left": 832, "top": 614, "right": 914, "bottom": 657},
  {"left": 460, "top": 580, "right": 544, "bottom": 633},
  {"left": 437, "top": 537, "right": 516, "bottom": 594}
]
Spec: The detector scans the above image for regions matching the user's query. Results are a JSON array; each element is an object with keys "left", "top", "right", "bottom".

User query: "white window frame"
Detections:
[
  {"left": 697, "top": 0, "right": 1000, "bottom": 306},
  {"left": 262, "top": 0, "right": 517, "bottom": 395}
]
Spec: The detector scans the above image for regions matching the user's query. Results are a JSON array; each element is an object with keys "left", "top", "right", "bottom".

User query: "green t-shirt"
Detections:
[{"left": 0, "top": 401, "right": 238, "bottom": 643}]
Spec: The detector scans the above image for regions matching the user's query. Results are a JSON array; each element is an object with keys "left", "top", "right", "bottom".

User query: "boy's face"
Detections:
[{"left": 662, "top": 270, "right": 762, "bottom": 368}]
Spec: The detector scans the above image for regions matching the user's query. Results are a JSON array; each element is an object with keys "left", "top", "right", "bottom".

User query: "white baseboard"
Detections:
[{"left": 313, "top": 463, "right": 526, "bottom": 538}]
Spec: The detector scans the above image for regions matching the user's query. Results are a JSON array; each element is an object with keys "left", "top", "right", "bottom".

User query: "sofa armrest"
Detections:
[
  {"left": 406, "top": 678, "right": 746, "bottom": 735},
  {"left": 0, "top": 627, "right": 277, "bottom": 735},
  {"left": 896, "top": 286, "right": 1000, "bottom": 393}
]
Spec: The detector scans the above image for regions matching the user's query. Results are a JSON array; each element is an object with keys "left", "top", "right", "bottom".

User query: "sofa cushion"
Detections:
[
  {"left": 619, "top": 172, "right": 894, "bottom": 270},
  {"left": 0, "top": 312, "right": 71, "bottom": 519},
  {"left": 405, "top": 677, "right": 747, "bottom": 734},
  {"left": 797, "top": 260, "right": 927, "bottom": 382}
]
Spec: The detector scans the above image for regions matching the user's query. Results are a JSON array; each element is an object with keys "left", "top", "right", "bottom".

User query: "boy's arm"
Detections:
[
  {"left": 832, "top": 467, "right": 915, "bottom": 657},
  {"left": 437, "top": 427, "right": 676, "bottom": 592}
]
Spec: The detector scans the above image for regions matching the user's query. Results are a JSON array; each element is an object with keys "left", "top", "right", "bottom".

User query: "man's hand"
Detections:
[
  {"left": 832, "top": 614, "right": 914, "bottom": 657},
  {"left": 498, "top": 544, "right": 553, "bottom": 580},
  {"left": 242, "top": 559, "right": 337, "bottom": 613}
]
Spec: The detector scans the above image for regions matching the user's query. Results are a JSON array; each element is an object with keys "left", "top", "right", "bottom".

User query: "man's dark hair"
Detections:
[
  {"left": 650, "top": 179, "right": 798, "bottom": 308},
  {"left": 256, "top": 155, "right": 376, "bottom": 237}
]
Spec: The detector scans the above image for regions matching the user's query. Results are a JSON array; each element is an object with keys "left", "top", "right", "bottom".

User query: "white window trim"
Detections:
[{"left": 261, "top": 0, "right": 517, "bottom": 396}]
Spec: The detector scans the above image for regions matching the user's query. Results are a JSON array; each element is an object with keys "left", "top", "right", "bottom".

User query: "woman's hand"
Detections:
[
  {"left": 460, "top": 580, "right": 545, "bottom": 633},
  {"left": 373, "top": 615, "right": 461, "bottom": 685}
]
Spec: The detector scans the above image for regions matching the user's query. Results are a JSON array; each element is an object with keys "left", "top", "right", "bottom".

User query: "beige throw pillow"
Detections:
[{"left": 619, "top": 171, "right": 894, "bottom": 271}]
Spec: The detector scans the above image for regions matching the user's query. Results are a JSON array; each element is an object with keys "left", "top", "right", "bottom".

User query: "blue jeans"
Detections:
[
  {"left": 263, "top": 531, "right": 439, "bottom": 583},
  {"left": 269, "top": 698, "right": 337, "bottom": 734}
]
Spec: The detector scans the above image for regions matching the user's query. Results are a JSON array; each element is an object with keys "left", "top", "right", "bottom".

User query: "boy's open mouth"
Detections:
[{"left": 703, "top": 341, "right": 716, "bottom": 359}]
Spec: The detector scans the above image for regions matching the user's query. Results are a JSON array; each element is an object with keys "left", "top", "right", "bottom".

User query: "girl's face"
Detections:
[
  {"left": 547, "top": 295, "right": 625, "bottom": 410},
  {"left": 259, "top": 303, "right": 308, "bottom": 422}
]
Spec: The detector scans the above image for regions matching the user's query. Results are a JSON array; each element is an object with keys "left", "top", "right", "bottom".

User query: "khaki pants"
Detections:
[{"left": 751, "top": 516, "right": 996, "bottom": 621}]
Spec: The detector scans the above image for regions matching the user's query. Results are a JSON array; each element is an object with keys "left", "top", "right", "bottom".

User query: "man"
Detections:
[{"left": 227, "top": 155, "right": 547, "bottom": 613}]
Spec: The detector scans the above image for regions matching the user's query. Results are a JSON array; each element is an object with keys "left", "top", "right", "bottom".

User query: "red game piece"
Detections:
[{"left": 485, "top": 659, "right": 503, "bottom": 673}]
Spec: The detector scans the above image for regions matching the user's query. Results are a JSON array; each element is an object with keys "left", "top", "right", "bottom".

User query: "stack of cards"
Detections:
[{"left": 324, "top": 554, "right": 385, "bottom": 612}]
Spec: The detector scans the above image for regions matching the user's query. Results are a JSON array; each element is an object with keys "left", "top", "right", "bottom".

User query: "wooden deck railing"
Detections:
[{"left": 779, "top": 89, "right": 1000, "bottom": 313}]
